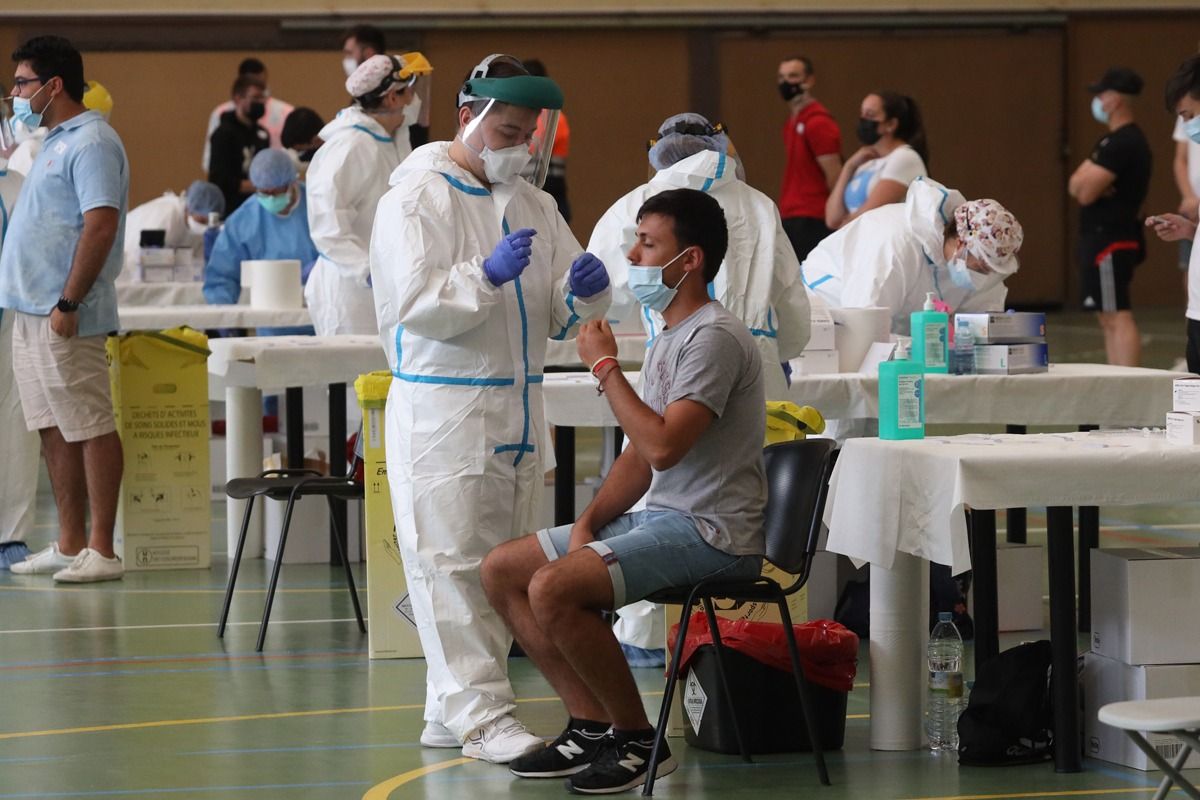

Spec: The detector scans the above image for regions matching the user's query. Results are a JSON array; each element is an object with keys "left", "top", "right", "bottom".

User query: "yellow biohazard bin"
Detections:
[
  {"left": 355, "top": 371, "right": 424, "bottom": 659},
  {"left": 107, "top": 326, "right": 211, "bottom": 570}
]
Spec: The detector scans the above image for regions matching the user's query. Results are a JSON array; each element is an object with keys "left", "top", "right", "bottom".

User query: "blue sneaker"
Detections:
[
  {"left": 0, "top": 541, "right": 32, "bottom": 571},
  {"left": 619, "top": 643, "right": 666, "bottom": 669}
]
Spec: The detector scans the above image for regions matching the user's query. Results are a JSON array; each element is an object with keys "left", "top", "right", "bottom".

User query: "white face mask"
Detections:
[
  {"left": 342, "top": 56, "right": 358, "bottom": 78},
  {"left": 186, "top": 217, "right": 208, "bottom": 236},
  {"left": 402, "top": 94, "right": 422, "bottom": 128},
  {"left": 478, "top": 143, "right": 531, "bottom": 184}
]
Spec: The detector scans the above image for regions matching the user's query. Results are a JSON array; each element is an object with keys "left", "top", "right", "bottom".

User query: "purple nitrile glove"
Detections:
[
  {"left": 569, "top": 252, "right": 609, "bottom": 298},
  {"left": 483, "top": 227, "right": 536, "bottom": 286}
]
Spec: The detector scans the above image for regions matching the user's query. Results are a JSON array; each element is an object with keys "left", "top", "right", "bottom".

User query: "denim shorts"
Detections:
[{"left": 536, "top": 509, "right": 763, "bottom": 608}]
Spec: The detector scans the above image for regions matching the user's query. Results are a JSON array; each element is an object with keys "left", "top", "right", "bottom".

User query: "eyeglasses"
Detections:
[{"left": 11, "top": 76, "right": 45, "bottom": 92}]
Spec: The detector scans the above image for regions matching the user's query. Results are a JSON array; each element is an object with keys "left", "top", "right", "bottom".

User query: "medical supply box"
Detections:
[
  {"left": 972, "top": 343, "right": 1049, "bottom": 375},
  {"left": 806, "top": 304, "right": 835, "bottom": 352},
  {"left": 1090, "top": 547, "right": 1200, "bottom": 665},
  {"left": 791, "top": 349, "right": 839, "bottom": 375},
  {"left": 1166, "top": 411, "right": 1200, "bottom": 446},
  {"left": 1172, "top": 378, "right": 1200, "bottom": 413},
  {"left": 954, "top": 312, "right": 1046, "bottom": 344}
]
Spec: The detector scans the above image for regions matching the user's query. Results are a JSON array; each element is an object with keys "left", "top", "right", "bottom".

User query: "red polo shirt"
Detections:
[{"left": 779, "top": 100, "right": 841, "bottom": 220}]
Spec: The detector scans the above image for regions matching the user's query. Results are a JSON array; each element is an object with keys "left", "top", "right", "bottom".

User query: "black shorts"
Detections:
[
  {"left": 1187, "top": 318, "right": 1200, "bottom": 375},
  {"left": 1079, "top": 236, "right": 1144, "bottom": 312},
  {"left": 782, "top": 216, "right": 833, "bottom": 264}
]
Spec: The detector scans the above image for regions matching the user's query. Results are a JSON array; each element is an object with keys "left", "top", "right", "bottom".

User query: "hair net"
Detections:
[
  {"left": 647, "top": 112, "right": 730, "bottom": 172},
  {"left": 248, "top": 149, "right": 297, "bottom": 192},
  {"left": 953, "top": 199, "right": 1024, "bottom": 276},
  {"left": 184, "top": 180, "right": 225, "bottom": 216}
]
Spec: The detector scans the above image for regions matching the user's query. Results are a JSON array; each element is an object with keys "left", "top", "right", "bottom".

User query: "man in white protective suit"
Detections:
[
  {"left": 588, "top": 112, "right": 811, "bottom": 668},
  {"left": 304, "top": 52, "right": 432, "bottom": 335},
  {"left": 590, "top": 112, "right": 810, "bottom": 402},
  {"left": 369, "top": 53, "right": 612, "bottom": 764},
  {"left": 800, "top": 176, "right": 1025, "bottom": 334},
  {"left": 0, "top": 165, "right": 40, "bottom": 570}
]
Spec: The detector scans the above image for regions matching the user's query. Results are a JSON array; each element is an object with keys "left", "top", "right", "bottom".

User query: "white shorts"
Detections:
[{"left": 11, "top": 312, "right": 116, "bottom": 443}]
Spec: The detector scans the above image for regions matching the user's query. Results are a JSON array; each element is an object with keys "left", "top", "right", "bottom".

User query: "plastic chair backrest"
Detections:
[{"left": 761, "top": 438, "right": 837, "bottom": 580}]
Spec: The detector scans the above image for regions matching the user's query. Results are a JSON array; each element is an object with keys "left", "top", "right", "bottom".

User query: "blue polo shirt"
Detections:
[{"left": 0, "top": 110, "right": 129, "bottom": 337}]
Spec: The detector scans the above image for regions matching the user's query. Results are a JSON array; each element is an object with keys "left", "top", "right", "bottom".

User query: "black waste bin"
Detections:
[{"left": 681, "top": 644, "right": 848, "bottom": 754}]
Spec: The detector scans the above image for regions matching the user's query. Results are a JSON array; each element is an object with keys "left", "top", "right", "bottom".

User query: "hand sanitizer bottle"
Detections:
[
  {"left": 910, "top": 293, "right": 949, "bottom": 374},
  {"left": 879, "top": 341, "right": 926, "bottom": 440}
]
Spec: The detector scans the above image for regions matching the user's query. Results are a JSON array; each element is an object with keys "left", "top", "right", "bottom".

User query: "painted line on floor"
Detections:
[
  {"left": 901, "top": 788, "right": 1162, "bottom": 800},
  {"left": 0, "top": 646, "right": 364, "bottom": 670},
  {"left": 0, "top": 780, "right": 373, "bottom": 798},
  {"left": 0, "top": 584, "right": 358, "bottom": 595},
  {"left": 0, "top": 618, "right": 359, "bottom": 636},
  {"left": 362, "top": 758, "right": 473, "bottom": 800},
  {"left": 0, "top": 649, "right": 361, "bottom": 672},
  {"left": 0, "top": 695, "right": 565, "bottom": 741}
]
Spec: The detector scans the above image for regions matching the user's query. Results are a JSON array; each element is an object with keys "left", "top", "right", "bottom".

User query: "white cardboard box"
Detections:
[
  {"left": 791, "top": 349, "right": 839, "bottom": 375},
  {"left": 974, "top": 343, "right": 1049, "bottom": 374},
  {"left": 954, "top": 312, "right": 1046, "bottom": 343},
  {"left": 967, "top": 544, "right": 1045, "bottom": 631},
  {"left": 1174, "top": 378, "right": 1200, "bottom": 413},
  {"left": 1091, "top": 547, "right": 1200, "bottom": 665},
  {"left": 806, "top": 315, "right": 835, "bottom": 352},
  {"left": 1083, "top": 652, "right": 1200, "bottom": 771},
  {"left": 1166, "top": 411, "right": 1200, "bottom": 446}
]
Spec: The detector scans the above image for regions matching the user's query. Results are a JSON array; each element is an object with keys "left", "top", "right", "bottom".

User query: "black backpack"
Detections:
[{"left": 957, "top": 640, "right": 1054, "bottom": 766}]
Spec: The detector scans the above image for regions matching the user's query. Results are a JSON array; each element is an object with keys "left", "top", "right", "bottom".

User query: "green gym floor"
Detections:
[{"left": 2, "top": 310, "right": 1197, "bottom": 799}]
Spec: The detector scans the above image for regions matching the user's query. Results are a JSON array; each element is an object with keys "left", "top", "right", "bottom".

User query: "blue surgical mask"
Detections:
[
  {"left": 947, "top": 257, "right": 976, "bottom": 291},
  {"left": 1091, "top": 96, "right": 1110, "bottom": 125},
  {"left": 11, "top": 83, "right": 50, "bottom": 129},
  {"left": 1185, "top": 115, "right": 1200, "bottom": 145},
  {"left": 628, "top": 247, "right": 691, "bottom": 312},
  {"left": 256, "top": 190, "right": 291, "bottom": 215}
]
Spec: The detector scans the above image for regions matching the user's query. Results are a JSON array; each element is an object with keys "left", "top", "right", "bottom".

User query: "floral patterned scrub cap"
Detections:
[{"left": 953, "top": 199, "right": 1024, "bottom": 275}]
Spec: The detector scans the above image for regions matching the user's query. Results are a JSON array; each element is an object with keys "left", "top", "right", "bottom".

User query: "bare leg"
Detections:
[
  {"left": 1099, "top": 311, "right": 1141, "bottom": 367},
  {"left": 39, "top": 427, "right": 88, "bottom": 556},
  {"left": 82, "top": 431, "right": 123, "bottom": 558},
  {"left": 482, "top": 536, "right": 609, "bottom": 722}
]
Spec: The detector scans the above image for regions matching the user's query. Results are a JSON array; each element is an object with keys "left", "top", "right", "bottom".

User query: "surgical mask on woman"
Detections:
[
  {"left": 1091, "top": 96, "right": 1110, "bottom": 125},
  {"left": 627, "top": 247, "right": 692, "bottom": 312},
  {"left": 12, "top": 82, "right": 52, "bottom": 129},
  {"left": 402, "top": 93, "right": 422, "bottom": 128},
  {"left": 1184, "top": 115, "right": 1200, "bottom": 145},
  {"left": 257, "top": 190, "right": 291, "bottom": 215},
  {"left": 186, "top": 217, "right": 209, "bottom": 236},
  {"left": 947, "top": 256, "right": 977, "bottom": 290},
  {"left": 856, "top": 117, "right": 882, "bottom": 146}
]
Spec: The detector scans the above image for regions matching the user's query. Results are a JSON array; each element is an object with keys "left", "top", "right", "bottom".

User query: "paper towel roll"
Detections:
[
  {"left": 869, "top": 554, "right": 930, "bottom": 751},
  {"left": 830, "top": 306, "right": 893, "bottom": 373},
  {"left": 242, "top": 259, "right": 303, "bottom": 310}
]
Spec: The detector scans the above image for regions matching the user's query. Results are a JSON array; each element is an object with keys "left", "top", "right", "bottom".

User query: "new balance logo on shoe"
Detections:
[
  {"left": 616, "top": 752, "right": 645, "bottom": 773},
  {"left": 557, "top": 739, "right": 586, "bottom": 760}
]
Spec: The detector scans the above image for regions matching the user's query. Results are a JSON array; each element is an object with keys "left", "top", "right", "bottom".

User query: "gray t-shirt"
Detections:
[{"left": 641, "top": 301, "right": 767, "bottom": 555}]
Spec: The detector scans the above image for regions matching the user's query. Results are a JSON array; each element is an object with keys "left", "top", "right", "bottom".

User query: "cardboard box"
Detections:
[
  {"left": 806, "top": 315, "right": 835, "bottom": 353},
  {"left": 791, "top": 350, "right": 839, "bottom": 375},
  {"left": 1083, "top": 652, "right": 1200, "bottom": 771},
  {"left": 1166, "top": 411, "right": 1200, "bottom": 446},
  {"left": 973, "top": 343, "right": 1049, "bottom": 375},
  {"left": 1173, "top": 378, "right": 1200, "bottom": 413},
  {"left": 967, "top": 544, "right": 1044, "bottom": 631},
  {"left": 108, "top": 327, "right": 211, "bottom": 570},
  {"left": 954, "top": 312, "right": 1046, "bottom": 343},
  {"left": 356, "top": 372, "right": 424, "bottom": 659},
  {"left": 1091, "top": 548, "right": 1200, "bottom": 665}
]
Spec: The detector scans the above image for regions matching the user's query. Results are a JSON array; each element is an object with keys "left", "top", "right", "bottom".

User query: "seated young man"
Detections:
[{"left": 481, "top": 188, "right": 768, "bottom": 795}]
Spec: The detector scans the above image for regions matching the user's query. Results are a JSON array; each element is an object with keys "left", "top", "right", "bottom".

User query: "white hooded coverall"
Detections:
[
  {"left": 305, "top": 107, "right": 412, "bottom": 335},
  {"left": 0, "top": 168, "right": 38, "bottom": 546},
  {"left": 120, "top": 192, "right": 203, "bottom": 277},
  {"left": 588, "top": 149, "right": 810, "bottom": 401},
  {"left": 801, "top": 177, "right": 1008, "bottom": 334},
  {"left": 370, "top": 141, "right": 610, "bottom": 739}
]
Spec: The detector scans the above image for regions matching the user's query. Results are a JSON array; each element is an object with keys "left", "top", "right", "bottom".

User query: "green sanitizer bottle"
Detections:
[
  {"left": 910, "top": 293, "right": 949, "bottom": 374},
  {"left": 879, "top": 341, "right": 926, "bottom": 440}
]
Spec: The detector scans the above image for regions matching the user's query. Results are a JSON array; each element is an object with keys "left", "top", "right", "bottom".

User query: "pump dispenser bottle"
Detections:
[{"left": 910, "top": 293, "right": 949, "bottom": 374}]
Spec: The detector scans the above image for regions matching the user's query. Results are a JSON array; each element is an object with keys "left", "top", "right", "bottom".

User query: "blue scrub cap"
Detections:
[
  {"left": 249, "top": 149, "right": 297, "bottom": 192},
  {"left": 184, "top": 180, "right": 225, "bottom": 216},
  {"left": 647, "top": 112, "right": 730, "bottom": 172}
]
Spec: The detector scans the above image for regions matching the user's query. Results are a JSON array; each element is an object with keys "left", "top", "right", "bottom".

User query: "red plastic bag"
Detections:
[{"left": 668, "top": 615, "right": 859, "bottom": 692}]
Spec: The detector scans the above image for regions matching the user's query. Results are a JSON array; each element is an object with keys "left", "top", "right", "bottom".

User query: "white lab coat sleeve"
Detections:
[
  {"left": 549, "top": 205, "right": 610, "bottom": 340},
  {"left": 956, "top": 282, "right": 1009, "bottom": 314},
  {"left": 373, "top": 194, "right": 503, "bottom": 341},
  {"left": 770, "top": 214, "right": 812, "bottom": 361},
  {"left": 585, "top": 192, "right": 643, "bottom": 329},
  {"left": 306, "top": 145, "right": 372, "bottom": 287},
  {"left": 840, "top": 244, "right": 910, "bottom": 315}
]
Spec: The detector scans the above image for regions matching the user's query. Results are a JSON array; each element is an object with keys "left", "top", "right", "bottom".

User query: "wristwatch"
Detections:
[{"left": 56, "top": 296, "right": 81, "bottom": 313}]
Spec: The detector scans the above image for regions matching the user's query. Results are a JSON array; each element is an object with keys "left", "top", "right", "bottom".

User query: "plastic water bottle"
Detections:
[
  {"left": 202, "top": 211, "right": 222, "bottom": 263},
  {"left": 927, "top": 611, "right": 965, "bottom": 752},
  {"left": 953, "top": 316, "right": 976, "bottom": 375}
]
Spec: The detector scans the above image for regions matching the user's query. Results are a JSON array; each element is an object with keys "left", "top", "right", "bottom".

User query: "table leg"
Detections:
[
  {"left": 226, "top": 385, "right": 264, "bottom": 559},
  {"left": 554, "top": 426, "right": 575, "bottom": 526},
  {"left": 329, "top": 383, "right": 347, "bottom": 567},
  {"left": 970, "top": 509, "right": 1000, "bottom": 667},
  {"left": 285, "top": 387, "right": 304, "bottom": 469},
  {"left": 1077, "top": 506, "right": 1099, "bottom": 634},
  {"left": 869, "top": 553, "right": 929, "bottom": 751},
  {"left": 1047, "top": 505, "right": 1082, "bottom": 773},
  {"left": 1005, "top": 425, "right": 1027, "bottom": 543}
]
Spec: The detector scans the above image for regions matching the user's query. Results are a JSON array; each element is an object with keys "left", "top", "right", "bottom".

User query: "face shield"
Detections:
[{"left": 458, "top": 70, "right": 563, "bottom": 189}]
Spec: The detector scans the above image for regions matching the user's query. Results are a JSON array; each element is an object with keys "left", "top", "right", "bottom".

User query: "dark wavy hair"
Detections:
[
  {"left": 637, "top": 189, "right": 728, "bottom": 283},
  {"left": 875, "top": 90, "right": 929, "bottom": 166}
]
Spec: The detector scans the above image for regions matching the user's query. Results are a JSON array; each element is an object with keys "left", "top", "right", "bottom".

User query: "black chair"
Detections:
[
  {"left": 642, "top": 438, "right": 838, "bottom": 795},
  {"left": 217, "top": 453, "right": 367, "bottom": 651}
]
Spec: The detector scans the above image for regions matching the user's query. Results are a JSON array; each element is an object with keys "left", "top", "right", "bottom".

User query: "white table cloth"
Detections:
[
  {"left": 119, "top": 304, "right": 312, "bottom": 331},
  {"left": 116, "top": 281, "right": 212, "bottom": 307}
]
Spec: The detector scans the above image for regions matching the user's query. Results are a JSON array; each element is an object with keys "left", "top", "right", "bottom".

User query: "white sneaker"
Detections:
[
  {"left": 420, "top": 721, "right": 461, "bottom": 748},
  {"left": 10, "top": 544, "right": 76, "bottom": 575},
  {"left": 53, "top": 548, "right": 124, "bottom": 583},
  {"left": 462, "top": 715, "right": 545, "bottom": 764}
]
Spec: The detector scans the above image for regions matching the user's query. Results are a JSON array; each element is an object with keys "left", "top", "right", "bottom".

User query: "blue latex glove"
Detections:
[
  {"left": 483, "top": 228, "right": 536, "bottom": 286},
  {"left": 569, "top": 252, "right": 609, "bottom": 298},
  {"left": 781, "top": 361, "right": 793, "bottom": 388}
]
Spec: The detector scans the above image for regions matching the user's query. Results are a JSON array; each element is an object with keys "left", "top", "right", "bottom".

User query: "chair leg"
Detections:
[
  {"left": 256, "top": 494, "right": 297, "bottom": 652},
  {"left": 701, "top": 597, "right": 752, "bottom": 764},
  {"left": 776, "top": 595, "right": 832, "bottom": 786},
  {"left": 643, "top": 602, "right": 693, "bottom": 797},
  {"left": 327, "top": 497, "right": 366, "bottom": 633},
  {"left": 218, "top": 496, "right": 255, "bottom": 638}
]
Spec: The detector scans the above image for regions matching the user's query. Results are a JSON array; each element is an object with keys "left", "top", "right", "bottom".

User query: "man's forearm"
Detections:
[
  {"left": 63, "top": 209, "right": 119, "bottom": 301},
  {"left": 577, "top": 446, "right": 651, "bottom": 532},
  {"left": 596, "top": 371, "right": 673, "bottom": 461}
]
